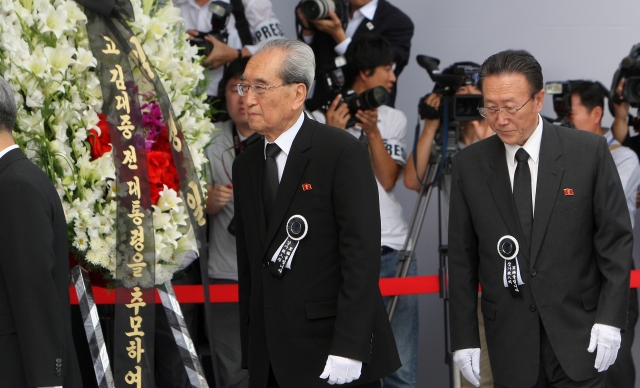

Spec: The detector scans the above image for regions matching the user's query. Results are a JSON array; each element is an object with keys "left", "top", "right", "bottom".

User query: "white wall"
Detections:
[{"left": 271, "top": 1, "right": 640, "bottom": 386}]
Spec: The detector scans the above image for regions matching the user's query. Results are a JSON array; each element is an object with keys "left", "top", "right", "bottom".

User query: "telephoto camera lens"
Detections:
[
  {"left": 300, "top": 0, "right": 335, "bottom": 20},
  {"left": 348, "top": 86, "right": 389, "bottom": 112}
]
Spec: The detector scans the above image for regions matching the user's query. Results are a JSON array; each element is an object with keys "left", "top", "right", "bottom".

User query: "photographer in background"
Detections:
[
  {"left": 175, "top": 0, "right": 285, "bottom": 99},
  {"left": 568, "top": 80, "right": 640, "bottom": 388},
  {"left": 311, "top": 34, "right": 416, "bottom": 388},
  {"left": 403, "top": 61, "right": 494, "bottom": 388},
  {"left": 204, "top": 57, "right": 260, "bottom": 388},
  {"left": 612, "top": 77, "right": 640, "bottom": 167},
  {"left": 404, "top": 62, "right": 493, "bottom": 191},
  {"left": 297, "top": 0, "right": 413, "bottom": 111}
]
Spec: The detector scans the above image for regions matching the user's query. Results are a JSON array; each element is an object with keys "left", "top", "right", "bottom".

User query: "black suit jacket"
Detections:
[
  {"left": 449, "top": 120, "right": 633, "bottom": 387},
  {"left": 233, "top": 116, "right": 400, "bottom": 388},
  {"left": 302, "top": 0, "right": 414, "bottom": 110},
  {"left": 0, "top": 148, "right": 81, "bottom": 387}
]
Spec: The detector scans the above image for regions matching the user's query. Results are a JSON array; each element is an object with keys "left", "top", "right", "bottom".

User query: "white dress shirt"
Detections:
[
  {"left": 504, "top": 114, "right": 543, "bottom": 214},
  {"left": 0, "top": 144, "right": 19, "bottom": 160},
  {"left": 263, "top": 112, "right": 305, "bottom": 182}
]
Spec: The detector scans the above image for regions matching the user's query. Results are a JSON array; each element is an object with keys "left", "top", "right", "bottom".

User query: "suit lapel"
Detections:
[
  {"left": 486, "top": 136, "right": 530, "bottom": 264},
  {"left": 530, "top": 121, "right": 563, "bottom": 268},
  {"left": 263, "top": 118, "right": 313, "bottom": 255}
]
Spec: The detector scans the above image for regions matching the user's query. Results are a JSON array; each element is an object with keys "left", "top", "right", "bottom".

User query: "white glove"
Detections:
[
  {"left": 453, "top": 348, "right": 481, "bottom": 387},
  {"left": 319, "top": 355, "right": 362, "bottom": 385},
  {"left": 587, "top": 323, "right": 621, "bottom": 372}
]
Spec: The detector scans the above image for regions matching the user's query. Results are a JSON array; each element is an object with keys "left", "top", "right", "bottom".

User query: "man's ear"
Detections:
[
  {"left": 591, "top": 106, "right": 603, "bottom": 124},
  {"left": 291, "top": 83, "right": 307, "bottom": 111},
  {"left": 533, "top": 89, "right": 545, "bottom": 114},
  {"left": 358, "top": 69, "right": 370, "bottom": 83}
]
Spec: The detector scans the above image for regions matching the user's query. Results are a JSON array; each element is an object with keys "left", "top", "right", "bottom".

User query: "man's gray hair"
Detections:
[
  {"left": 257, "top": 39, "right": 315, "bottom": 91},
  {"left": 0, "top": 77, "right": 16, "bottom": 133}
]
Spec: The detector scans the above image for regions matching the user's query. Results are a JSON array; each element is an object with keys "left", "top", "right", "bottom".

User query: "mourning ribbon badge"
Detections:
[
  {"left": 497, "top": 235, "right": 525, "bottom": 297},
  {"left": 271, "top": 215, "right": 308, "bottom": 278}
]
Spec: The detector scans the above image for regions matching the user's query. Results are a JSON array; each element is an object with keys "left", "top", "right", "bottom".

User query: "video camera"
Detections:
[
  {"left": 416, "top": 55, "right": 483, "bottom": 122},
  {"left": 297, "top": 0, "right": 348, "bottom": 27},
  {"left": 544, "top": 80, "right": 584, "bottom": 128},
  {"left": 189, "top": 1, "right": 232, "bottom": 58},
  {"left": 609, "top": 43, "right": 640, "bottom": 132},
  {"left": 610, "top": 43, "right": 640, "bottom": 106},
  {"left": 322, "top": 56, "right": 389, "bottom": 128}
]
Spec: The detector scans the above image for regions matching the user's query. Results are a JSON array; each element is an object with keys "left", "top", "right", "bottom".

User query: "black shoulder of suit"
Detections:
[{"left": 374, "top": 0, "right": 414, "bottom": 28}]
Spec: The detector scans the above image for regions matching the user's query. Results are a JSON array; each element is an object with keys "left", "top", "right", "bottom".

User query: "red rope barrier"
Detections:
[{"left": 69, "top": 269, "right": 640, "bottom": 304}]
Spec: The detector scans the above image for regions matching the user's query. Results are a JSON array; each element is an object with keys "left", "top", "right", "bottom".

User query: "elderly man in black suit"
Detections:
[
  {"left": 449, "top": 50, "right": 633, "bottom": 388},
  {"left": 0, "top": 76, "right": 81, "bottom": 387},
  {"left": 232, "top": 38, "right": 400, "bottom": 387}
]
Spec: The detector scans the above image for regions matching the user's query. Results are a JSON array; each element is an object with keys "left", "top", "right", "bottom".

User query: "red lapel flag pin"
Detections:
[
  {"left": 563, "top": 188, "right": 574, "bottom": 196},
  {"left": 302, "top": 183, "right": 312, "bottom": 191}
]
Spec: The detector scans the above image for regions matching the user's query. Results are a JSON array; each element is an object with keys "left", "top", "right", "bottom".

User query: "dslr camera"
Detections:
[
  {"left": 189, "top": 1, "right": 232, "bottom": 58},
  {"left": 416, "top": 56, "right": 483, "bottom": 122},
  {"left": 323, "top": 56, "right": 389, "bottom": 128},
  {"left": 298, "top": 0, "right": 348, "bottom": 25}
]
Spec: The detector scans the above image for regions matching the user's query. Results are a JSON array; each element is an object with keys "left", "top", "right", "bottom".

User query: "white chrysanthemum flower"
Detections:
[{"left": 73, "top": 232, "right": 89, "bottom": 251}]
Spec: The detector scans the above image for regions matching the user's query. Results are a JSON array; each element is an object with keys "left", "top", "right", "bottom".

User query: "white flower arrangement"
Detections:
[{"left": 0, "top": 0, "right": 216, "bottom": 285}]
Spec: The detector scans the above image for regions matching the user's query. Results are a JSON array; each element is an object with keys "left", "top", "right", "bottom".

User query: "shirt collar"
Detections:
[
  {"left": 263, "top": 112, "right": 305, "bottom": 158},
  {"left": 356, "top": 0, "right": 378, "bottom": 21},
  {"left": 504, "top": 114, "right": 543, "bottom": 168},
  {"left": 0, "top": 144, "right": 19, "bottom": 160}
]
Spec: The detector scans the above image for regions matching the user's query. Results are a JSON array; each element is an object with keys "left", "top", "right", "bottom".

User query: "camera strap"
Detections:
[{"left": 230, "top": 0, "right": 253, "bottom": 47}]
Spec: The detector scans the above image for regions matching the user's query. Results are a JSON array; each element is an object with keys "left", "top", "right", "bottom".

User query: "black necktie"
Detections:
[
  {"left": 263, "top": 143, "right": 281, "bottom": 222},
  {"left": 513, "top": 148, "right": 533, "bottom": 251}
]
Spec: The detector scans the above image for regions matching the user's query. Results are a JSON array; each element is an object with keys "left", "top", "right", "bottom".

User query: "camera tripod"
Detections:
[{"left": 386, "top": 122, "right": 461, "bottom": 388}]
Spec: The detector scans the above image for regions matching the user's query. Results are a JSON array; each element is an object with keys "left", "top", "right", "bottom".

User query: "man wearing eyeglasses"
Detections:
[
  {"left": 449, "top": 50, "right": 633, "bottom": 388},
  {"left": 232, "top": 39, "right": 400, "bottom": 387}
]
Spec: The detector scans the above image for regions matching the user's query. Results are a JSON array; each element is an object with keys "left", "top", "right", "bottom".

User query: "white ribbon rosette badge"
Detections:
[
  {"left": 271, "top": 215, "right": 308, "bottom": 277},
  {"left": 497, "top": 235, "right": 525, "bottom": 297}
]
